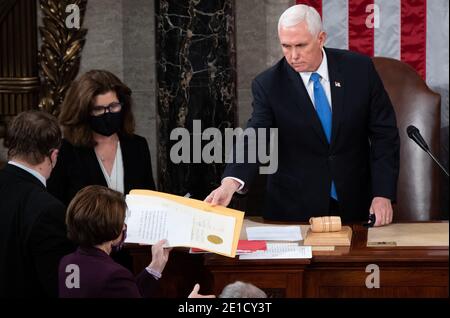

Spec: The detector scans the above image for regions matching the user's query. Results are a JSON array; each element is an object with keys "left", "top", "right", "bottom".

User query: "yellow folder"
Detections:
[{"left": 128, "top": 189, "right": 245, "bottom": 257}]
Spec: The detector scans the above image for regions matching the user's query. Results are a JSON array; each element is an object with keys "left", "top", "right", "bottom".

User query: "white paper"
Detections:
[
  {"left": 125, "top": 201, "right": 192, "bottom": 246},
  {"left": 246, "top": 226, "right": 302, "bottom": 241},
  {"left": 124, "top": 194, "right": 237, "bottom": 255},
  {"left": 239, "top": 243, "right": 312, "bottom": 259}
]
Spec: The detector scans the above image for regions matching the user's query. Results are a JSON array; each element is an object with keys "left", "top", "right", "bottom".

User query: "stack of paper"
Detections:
[
  {"left": 246, "top": 225, "right": 302, "bottom": 241},
  {"left": 236, "top": 224, "right": 310, "bottom": 259},
  {"left": 239, "top": 243, "right": 312, "bottom": 259}
]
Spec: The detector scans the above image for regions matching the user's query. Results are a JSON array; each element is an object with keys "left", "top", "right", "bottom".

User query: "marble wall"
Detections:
[
  {"left": 155, "top": 0, "right": 236, "bottom": 197},
  {"left": 79, "top": 0, "right": 124, "bottom": 78},
  {"left": 235, "top": 0, "right": 295, "bottom": 128},
  {"left": 122, "top": 0, "right": 158, "bottom": 185}
]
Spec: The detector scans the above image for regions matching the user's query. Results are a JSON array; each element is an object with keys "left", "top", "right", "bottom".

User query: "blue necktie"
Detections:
[{"left": 310, "top": 72, "right": 338, "bottom": 201}]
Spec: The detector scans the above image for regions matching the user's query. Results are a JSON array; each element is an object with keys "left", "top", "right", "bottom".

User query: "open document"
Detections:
[{"left": 124, "top": 190, "right": 245, "bottom": 258}]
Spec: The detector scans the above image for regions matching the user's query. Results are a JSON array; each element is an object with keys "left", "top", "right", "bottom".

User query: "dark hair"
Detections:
[
  {"left": 59, "top": 70, "right": 135, "bottom": 147},
  {"left": 4, "top": 110, "right": 61, "bottom": 165},
  {"left": 66, "top": 185, "right": 127, "bottom": 247}
]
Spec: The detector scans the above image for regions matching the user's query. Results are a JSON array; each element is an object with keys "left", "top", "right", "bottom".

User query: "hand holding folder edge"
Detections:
[{"left": 126, "top": 189, "right": 245, "bottom": 258}]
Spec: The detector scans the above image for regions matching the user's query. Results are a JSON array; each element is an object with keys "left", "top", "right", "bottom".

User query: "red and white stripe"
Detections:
[{"left": 296, "top": 0, "right": 448, "bottom": 126}]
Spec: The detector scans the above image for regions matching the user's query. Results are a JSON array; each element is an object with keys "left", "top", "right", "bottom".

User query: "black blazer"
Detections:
[
  {"left": 47, "top": 133, "right": 156, "bottom": 205},
  {"left": 0, "top": 164, "right": 74, "bottom": 298},
  {"left": 223, "top": 48, "right": 400, "bottom": 221}
]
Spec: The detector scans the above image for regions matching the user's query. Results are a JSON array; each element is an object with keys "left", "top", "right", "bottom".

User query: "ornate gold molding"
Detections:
[
  {"left": 0, "top": 0, "right": 39, "bottom": 139},
  {"left": 0, "top": 77, "right": 40, "bottom": 94},
  {"left": 38, "top": 0, "right": 88, "bottom": 116}
]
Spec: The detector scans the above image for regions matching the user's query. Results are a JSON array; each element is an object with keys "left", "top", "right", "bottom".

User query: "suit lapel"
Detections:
[
  {"left": 325, "top": 48, "right": 345, "bottom": 149},
  {"left": 285, "top": 60, "right": 329, "bottom": 146}
]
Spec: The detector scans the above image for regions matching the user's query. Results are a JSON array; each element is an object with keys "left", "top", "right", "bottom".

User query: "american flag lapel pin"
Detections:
[{"left": 335, "top": 81, "right": 341, "bottom": 87}]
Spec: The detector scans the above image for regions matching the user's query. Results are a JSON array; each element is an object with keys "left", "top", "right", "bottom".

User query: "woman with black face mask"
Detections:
[
  {"left": 47, "top": 70, "right": 156, "bottom": 270},
  {"left": 47, "top": 69, "right": 156, "bottom": 206}
]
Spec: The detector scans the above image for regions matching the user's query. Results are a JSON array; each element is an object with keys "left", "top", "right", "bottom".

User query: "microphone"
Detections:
[{"left": 407, "top": 125, "right": 449, "bottom": 177}]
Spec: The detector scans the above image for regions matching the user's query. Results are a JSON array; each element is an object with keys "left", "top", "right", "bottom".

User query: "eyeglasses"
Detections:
[{"left": 91, "top": 102, "right": 122, "bottom": 117}]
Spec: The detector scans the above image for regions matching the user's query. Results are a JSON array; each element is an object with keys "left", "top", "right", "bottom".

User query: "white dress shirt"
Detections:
[
  {"left": 8, "top": 160, "right": 47, "bottom": 186},
  {"left": 96, "top": 141, "right": 125, "bottom": 194},
  {"left": 299, "top": 48, "right": 333, "bottom": 109}
]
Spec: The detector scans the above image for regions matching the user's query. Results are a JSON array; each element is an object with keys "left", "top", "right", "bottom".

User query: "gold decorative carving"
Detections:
[{"left": 38, "top": 0, "right": 88, "bottom": 116}]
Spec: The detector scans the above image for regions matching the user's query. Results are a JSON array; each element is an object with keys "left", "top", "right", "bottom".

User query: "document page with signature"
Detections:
[{"left": 124, "top": 190, "right": 244, "bottom": 257}]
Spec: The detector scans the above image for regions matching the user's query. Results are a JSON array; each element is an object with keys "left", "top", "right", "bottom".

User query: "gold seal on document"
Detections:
[{"left": 207, "top": 235, "right": 223, "bottom": 245}]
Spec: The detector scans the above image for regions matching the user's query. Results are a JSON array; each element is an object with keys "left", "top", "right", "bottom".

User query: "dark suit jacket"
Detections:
[
  {"left": 0, "top": 164, "right": 74, "bottom": 298},
  {"left": 59, "top": 247, "right": 159, "bottom": 298},
  {"left": 47, "top": 133, "right": 155, "bottom": 206},
  {"left": 224, "top": 48, "right": 400, "bottom": 221}
]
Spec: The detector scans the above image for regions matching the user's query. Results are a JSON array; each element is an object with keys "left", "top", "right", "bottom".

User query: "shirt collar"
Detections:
[
  {"left": 8, "top": 160, "right": 47, "bottom": 187},
  {"left": 299, "top": 48, "right": 329, "bottom": 83}
]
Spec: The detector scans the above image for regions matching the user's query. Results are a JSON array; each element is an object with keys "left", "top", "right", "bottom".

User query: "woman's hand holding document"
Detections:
[{"left": 124, "top": 190, "right": 245, "bottom": 258}]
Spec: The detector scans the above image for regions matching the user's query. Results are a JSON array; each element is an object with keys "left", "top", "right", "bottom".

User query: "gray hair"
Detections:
[
  {"left": 219, "top": 281, "right": 267, "bottom": 298},
  {"left": 278, "top": 4, "right": 323, "bottom": 37}
]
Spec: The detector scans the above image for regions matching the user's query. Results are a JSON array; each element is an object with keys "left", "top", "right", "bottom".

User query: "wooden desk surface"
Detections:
[
  {"left": 203, "top": 222, "right": 449, "bottom": 298},
  {"left": 206, "top": 222, "right": 448, "bottom": 263}
]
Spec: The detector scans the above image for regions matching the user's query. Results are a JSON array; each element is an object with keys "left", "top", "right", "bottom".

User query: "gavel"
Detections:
[{"left": 309, "top": 216, "right": 342, "bottom": 232}]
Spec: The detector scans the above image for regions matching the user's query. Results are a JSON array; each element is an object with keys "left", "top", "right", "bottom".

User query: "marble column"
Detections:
[
  {"left": 235, "top": 0, "right": 294, "bottom": 128},
  {"left": 156, "top": 0, "right": 237, "bottom": 197},
  {"left": 79, "top": 0, "right": 124, "bottom": 78}
]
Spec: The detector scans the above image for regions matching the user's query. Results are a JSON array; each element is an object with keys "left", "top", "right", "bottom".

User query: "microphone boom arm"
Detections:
[
  {"left": 407, "top": 125, "right": 449, "bottom": 177},
  {"left": 425, "top": 148, "right": 449, "bottom": 177}
]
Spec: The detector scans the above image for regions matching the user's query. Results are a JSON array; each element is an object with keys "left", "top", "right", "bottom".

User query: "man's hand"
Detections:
[
  {"left": 188, "top": 283, "right": 216, "bottom": 298},
  {"left": 204, "top": 178, "right": 240, "bottom": 207},
  {"left": 148, "top": 239, "right": 171, "bottom": 274},
  {"left": 369, "top": 197, "right": 393, "bottom": 226}
]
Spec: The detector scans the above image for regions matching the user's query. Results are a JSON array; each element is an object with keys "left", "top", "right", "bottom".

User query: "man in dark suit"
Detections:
[
  {"left": 0, "top": 110, "right": 74, "bottom": 297},
  {"left": 205, "top": 4, "right": 400, "bottom": 226}
]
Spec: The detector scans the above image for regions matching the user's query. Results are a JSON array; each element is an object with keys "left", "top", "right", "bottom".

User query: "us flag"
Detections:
[{"left": 296, "top": 0, "right": 448, "bottom": 137}]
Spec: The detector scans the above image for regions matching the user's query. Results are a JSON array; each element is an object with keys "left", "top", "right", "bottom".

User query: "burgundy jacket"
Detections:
[{"left": 59, "top": 247, "right": 159, "bottom": 298}]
